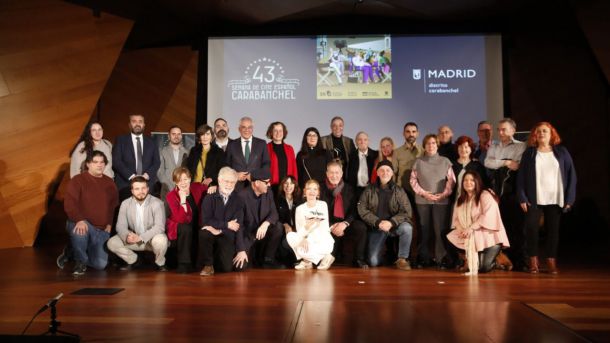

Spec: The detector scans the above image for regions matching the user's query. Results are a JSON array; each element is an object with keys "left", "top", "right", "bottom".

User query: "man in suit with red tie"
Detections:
[{"left": 112, "top": 114, "right": 161, "bottom": 200}]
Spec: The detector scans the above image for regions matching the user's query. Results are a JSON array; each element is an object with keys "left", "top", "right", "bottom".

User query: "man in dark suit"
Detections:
[
  {"left": 112, "top": 114, "right": 161, "bottom": 199},
  {"left": 237, "top": 169, "right": 283, "bottom": 269},
  {"left": 347, "top": 131, "right": 379, "bottom": 198},
  {"left": 225, "top": 116, "right": 271, "bottom": 190},
  {"left": 197, "top": 166, "right": 245, "bottom": 276},
  {"left": 320, "top": 161, "right": 368, "bottom": 268}
]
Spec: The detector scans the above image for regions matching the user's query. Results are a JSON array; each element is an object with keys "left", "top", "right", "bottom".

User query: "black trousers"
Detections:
[
  {"left": 245, "top": 222, "right": 283, "bottom": 265},
  {"left": 197, "top": 230, "right": 236, "bottom": 272},
  {"left": 499, "top": 193, "right": 527, "bottom": 267},
  {"left": 176, "top": 223, "right": 195, "bottom": 265},
  {"left": 525, "top": 204, "right": 562, "bottom": 258},
  {"left": 416, "top": 204, "right": 451, "bottom": 263},
  {"left": 334, "top": 220, "right": 367, "bottom": 263}
]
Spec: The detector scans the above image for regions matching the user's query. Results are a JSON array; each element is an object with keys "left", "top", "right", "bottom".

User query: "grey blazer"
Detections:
[
  {"left": 157, "top": 145, "right": 189, "bottom": 197},
  {"left": 116, "top": 195, "right": 166, "bottom": 243}
]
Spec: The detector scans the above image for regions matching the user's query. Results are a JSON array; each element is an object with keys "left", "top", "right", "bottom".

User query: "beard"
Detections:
[
  {"left": 131, "top": 125, "right": 143, "bottom": 135},
  {"left": 216, "top": 129, "right": 227, "bottom": 139},
  {"left": 406, "top": 136, "right": 417, "bottom": 144}
]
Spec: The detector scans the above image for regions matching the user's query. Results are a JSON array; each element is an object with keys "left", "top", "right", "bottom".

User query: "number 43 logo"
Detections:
[{"left": 245, "top": 57, "right": 284, "bottom": 83}]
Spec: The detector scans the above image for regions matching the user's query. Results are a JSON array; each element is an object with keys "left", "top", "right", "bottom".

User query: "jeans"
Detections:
[
  {"left": 66, "top": 220, "right": 110, "bottom": 270},
  {"left": 368, "top": 222, "right": 413, "bottom": 267}
]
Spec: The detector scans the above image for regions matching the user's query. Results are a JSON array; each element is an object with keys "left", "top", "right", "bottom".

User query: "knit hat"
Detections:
[{"left": 377, "top": 160, "right": 394, "bottom": 171}]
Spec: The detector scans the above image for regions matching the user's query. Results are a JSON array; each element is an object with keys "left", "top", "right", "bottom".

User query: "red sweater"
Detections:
[
  {"left": 64, "top": 172, "right": 118, "bottom": 228},
  {"left": 166, "top": 182, "right": 205, "bottom": 240}
]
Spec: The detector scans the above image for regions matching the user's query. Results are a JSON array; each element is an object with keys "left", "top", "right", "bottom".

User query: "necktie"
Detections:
[
  {"left": 244, "top": 140, "right": 251, "bottom": 164},
  {"left": 136, "top": 136, "right": 143, "bottom": 175}
]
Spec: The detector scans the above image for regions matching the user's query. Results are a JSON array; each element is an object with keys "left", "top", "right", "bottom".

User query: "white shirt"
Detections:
[
  {"left": 131, "top": 133, "right": 144, "bottom": 174},
  {"left": 216, "top": 138, "right": 229, "bottom": 151},
  {"left": 357, "top": 149, "right": 369, "bottom": 187},
  {"left": 135, "top": 200, "right": 146, "bottom": 235},
  {"left": 240, "top": 137, "right": 251, "bottom": 157},
  {"left": 535, "top": 151, "right": 564, "bottom": 207},
  {"left": 172, "top": 147, "right": 180, "bottom": 165}
]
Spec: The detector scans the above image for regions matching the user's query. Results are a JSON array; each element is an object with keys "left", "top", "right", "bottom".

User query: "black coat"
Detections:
[
  {"left": 319, "top": 181, "right": 357, "bottom": 225},
  {"left": 185, "top": 144, "right": 226, "bottom": 185},
  {"left": 347, "top": 148, "right": 379, "bottom": 188}
]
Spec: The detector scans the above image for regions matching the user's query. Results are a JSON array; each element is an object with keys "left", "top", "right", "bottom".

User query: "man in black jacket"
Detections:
[
  {"left": 347, "top": 131, "right": 379, "bottom": 199},
  {"left": 320, "top": 161, "right": 368, "bottom": 268},
  {"left": 238, "top": 169, "right": 284, "bottom": 269}
]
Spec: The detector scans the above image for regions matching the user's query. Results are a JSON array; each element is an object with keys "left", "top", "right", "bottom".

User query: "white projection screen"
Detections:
[{"left": 208, "top": 34, "right": 503, "bottom": 148}]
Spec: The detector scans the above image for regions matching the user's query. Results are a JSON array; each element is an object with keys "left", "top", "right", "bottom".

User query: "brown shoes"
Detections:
[
  {"left": 546, "top": 258, "right": 559, "bottom": 274},
  {"left": 395, "top": 258, "right": 411, "bottom": 271},
  {"left": 529, "top": 256, "right": 539, "bottom": 274},
  {"left": 199, "top": 265, "right": 214, "bottom": 276}
]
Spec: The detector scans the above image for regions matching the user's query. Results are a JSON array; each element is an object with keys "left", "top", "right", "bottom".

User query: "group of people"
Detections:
[{"left": 57, "top": 114, "right": 576, "bottom": 277}]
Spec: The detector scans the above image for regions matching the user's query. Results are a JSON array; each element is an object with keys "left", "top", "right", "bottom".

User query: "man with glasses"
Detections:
[
  {"left": 198, "top": 167, "right": 245, "bottom": 276},
  {"left": 225, "top": 116, "right": 271, "bottom": 190}
]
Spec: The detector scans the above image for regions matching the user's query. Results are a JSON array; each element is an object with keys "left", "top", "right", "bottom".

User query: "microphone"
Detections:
[{"left": 36, "top": 293, "right": 63, "bottom": 315}]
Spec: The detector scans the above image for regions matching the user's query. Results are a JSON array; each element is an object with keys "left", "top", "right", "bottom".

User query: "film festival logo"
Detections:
[{"left": 228, "top": 57, "right": 300, "bottom": 101}]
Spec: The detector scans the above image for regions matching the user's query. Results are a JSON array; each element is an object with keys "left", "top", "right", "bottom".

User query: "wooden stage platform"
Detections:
[{"left": 0, "top": 247, "right": 609, "bottom": 342}]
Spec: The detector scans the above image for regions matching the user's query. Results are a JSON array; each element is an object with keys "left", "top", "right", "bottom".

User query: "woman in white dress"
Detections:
[
  {"left": 287, "top": 179, "right": 335, "bottom": 270},
  {"left": 69, "top": 122, "right": 113, "bottom": 178}
]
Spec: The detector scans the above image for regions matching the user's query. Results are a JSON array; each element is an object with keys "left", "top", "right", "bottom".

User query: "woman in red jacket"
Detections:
[
  {"left": 166, "top": 167, "right": 205, "bottom": 273},
  {"left": 266, "top": 121, "right": 298, "bottom": 194}
]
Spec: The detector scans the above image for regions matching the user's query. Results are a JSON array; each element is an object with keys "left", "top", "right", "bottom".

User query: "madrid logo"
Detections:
[{"left": 412, "top": 69, "right": 422, "bottom": 80}]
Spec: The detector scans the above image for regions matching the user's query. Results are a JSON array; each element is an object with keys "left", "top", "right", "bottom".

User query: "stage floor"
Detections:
[{"left": 1, "top": 247, "right": 609, "bottom": 342}]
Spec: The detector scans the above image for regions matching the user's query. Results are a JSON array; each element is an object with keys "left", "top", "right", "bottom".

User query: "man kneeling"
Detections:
[
  {"left": 107, "top": 176, "right": 169, "bottom": 271},
  {"left": 353, "top": 160, "right": 414, "bottom": 270}
]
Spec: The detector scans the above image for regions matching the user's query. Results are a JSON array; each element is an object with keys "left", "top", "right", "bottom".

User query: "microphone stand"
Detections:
[{"left": 41, "top": 301, "right": 79, "bottom": 339}]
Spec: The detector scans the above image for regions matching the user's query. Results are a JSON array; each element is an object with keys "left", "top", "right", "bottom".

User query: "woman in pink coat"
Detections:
[{"left": 447, "top": 170, "right": 510, "bottom": 275}]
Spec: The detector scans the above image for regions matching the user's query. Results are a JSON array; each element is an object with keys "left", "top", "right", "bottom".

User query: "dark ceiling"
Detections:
[{"left": 67, "top": 0, "right": 571, "bottom": 49}]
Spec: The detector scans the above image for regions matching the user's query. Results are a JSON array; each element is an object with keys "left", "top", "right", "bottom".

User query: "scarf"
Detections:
[
  {"left": 325, "top": 179, "right": 345, "bottom": 219},
  {"left": 457, "top": 197, "right": 479, "bottom": 275}
]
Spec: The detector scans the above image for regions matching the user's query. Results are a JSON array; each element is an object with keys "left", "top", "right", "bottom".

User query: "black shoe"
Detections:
[
  {"left": 157, "top": 265, "right": 169, "bottom": 272},
  {"left": 119, "top": 257, "right": 142, "bottom": 271},
  {"left": 176, "top": 263, "right": 192, "bottom": 274},
  {"left": 72, "top": 262, "right": 87, "bottom": 276},
  {"left": 56, "top": 247, "right": 70, "bottom": 270},
  {"left": 354, "top": 259, "right": 369, "bottom": 269},
  {"left": 262, "top": 258, "right": 286, "bottom": 269}
]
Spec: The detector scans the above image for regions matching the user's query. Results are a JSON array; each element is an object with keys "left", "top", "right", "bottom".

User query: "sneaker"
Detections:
[
  {"left": 294, "top": 260, "right": 313, "bottom": 270},
  {"left": 317, "top": 254, "right": 335, "bottom": 270},
  {"left": 72, "top": 262, "right": 87, "bottom": 276},
  {"left": 199, "top": 265, "right": 214, "bottom": 276},
  {"left": 395, "top": 258, "right": 411, "bottom": 271},
  {"left": 56, "top": 247, "right": 70, "bottom": 270}
]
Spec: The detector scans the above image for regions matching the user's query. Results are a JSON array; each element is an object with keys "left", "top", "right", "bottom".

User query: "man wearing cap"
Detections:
[
  {"left": 352, "top": 160, "right": 414, "bottom": 270},
  {"left": 237, "top": 168, "right": 284, "bottom": 269}
]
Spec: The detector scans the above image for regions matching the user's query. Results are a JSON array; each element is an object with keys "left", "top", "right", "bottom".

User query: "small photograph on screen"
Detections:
[{"left": 316, "top": 35, "right": 392, "bottom": 100}]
